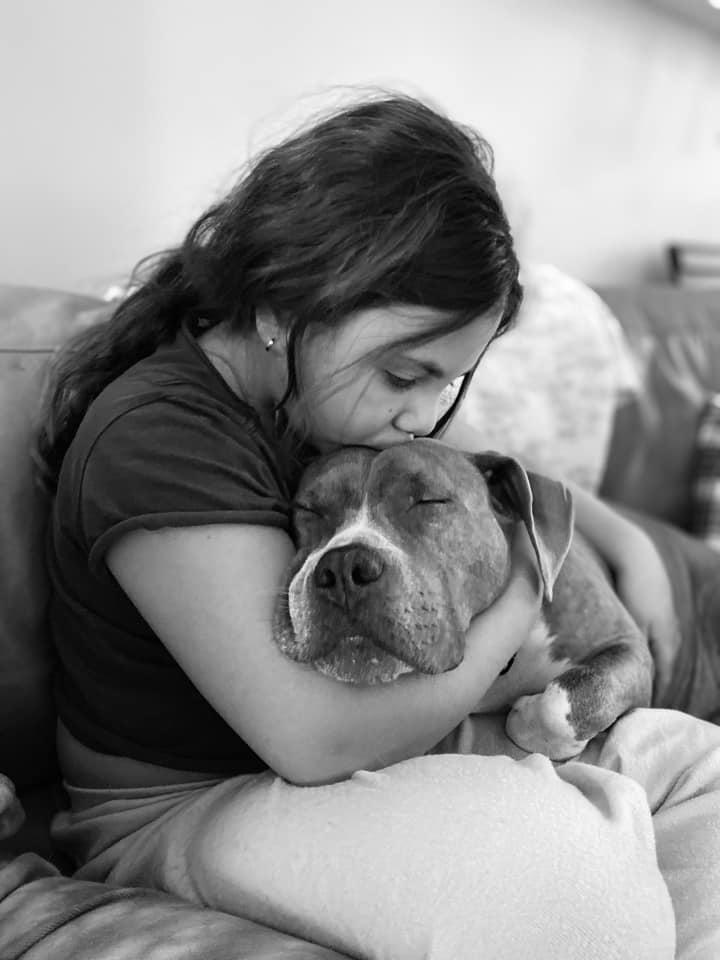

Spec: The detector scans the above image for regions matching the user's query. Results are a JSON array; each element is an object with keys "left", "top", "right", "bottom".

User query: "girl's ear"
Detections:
[
  {"left": 470, "top": 451, "right": 575, "bottom": 602},
  {"left": 255, "top": 305, "right": 288, "bottom": 353}
]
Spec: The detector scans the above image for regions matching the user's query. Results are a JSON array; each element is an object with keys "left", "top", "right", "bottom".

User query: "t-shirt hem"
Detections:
[{"left": 55, "top": 697, "right": 269, "bottom": 777}]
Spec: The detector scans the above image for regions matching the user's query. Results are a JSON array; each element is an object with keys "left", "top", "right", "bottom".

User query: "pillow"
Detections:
[{"left": 442, "top": 263, "right": 639, "bottom": 491}]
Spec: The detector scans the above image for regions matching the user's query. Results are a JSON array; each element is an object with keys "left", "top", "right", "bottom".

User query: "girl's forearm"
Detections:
[
  {"left": 281, "top": 554, "right": 542, "bottom": 785},
  {"left": 568, "top": 482, "right": 643, "bottom": 569}
]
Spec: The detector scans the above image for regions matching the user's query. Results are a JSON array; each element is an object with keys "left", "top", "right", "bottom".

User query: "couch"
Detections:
[{"left": 1, "top": 280, "right": 719, "bottom": 958}]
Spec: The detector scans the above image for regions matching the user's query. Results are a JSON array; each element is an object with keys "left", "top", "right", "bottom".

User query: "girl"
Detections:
[{"left": 37, "top": 92, "right": 716, "bottom": 959}]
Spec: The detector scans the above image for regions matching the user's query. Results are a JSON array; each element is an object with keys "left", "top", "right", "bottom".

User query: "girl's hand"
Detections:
[
  {"left": 462, "top": 522, "right": 543, "bottom": 699},
  {"left": 612, "top": 526, "right": 681, "bottom": 705},
  {"left": 507, "top": 521, "right": 545, "bottom": 605},
  {"left": 466, "top": 523, "right": 544, "bottom": 648}
]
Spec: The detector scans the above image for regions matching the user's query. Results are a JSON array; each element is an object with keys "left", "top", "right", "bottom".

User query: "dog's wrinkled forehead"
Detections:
[
  {"left": 295, "top": 446, "right": 375, "bottom": 515},
  {"left": 295, "top": 440, "right": 484, "bottom": 521}
]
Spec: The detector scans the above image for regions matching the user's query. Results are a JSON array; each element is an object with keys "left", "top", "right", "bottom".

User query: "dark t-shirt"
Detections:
[{"left": 47, "top": 321, "right": 304, "bottom": 774}]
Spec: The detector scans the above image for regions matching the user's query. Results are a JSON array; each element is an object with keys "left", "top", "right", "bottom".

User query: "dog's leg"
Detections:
[{"left": 506, "top": 642, "right": 654, "bottom": 760}]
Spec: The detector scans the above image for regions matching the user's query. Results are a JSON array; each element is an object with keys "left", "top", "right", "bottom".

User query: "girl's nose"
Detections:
[{"left": 394, "top": 394, "right": 442, "bottom": 438}]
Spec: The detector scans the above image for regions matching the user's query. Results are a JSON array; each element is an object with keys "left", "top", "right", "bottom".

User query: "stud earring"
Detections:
[{"left": 264, "top": 337, "right": 276, "bottom": 351}]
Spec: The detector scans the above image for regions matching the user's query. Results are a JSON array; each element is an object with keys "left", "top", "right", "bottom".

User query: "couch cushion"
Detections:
[
  {"left": 443, "top": 263, "right": 638, "bottom": 491},
  {"left": 0, "top": 852, "right": 347, "bottom": 960},
  {"left": 0, "top": 286, "right": 110, "bottom": 789},
  {"left": 597, "top": 285, "right": 720, "bottom": 528}
]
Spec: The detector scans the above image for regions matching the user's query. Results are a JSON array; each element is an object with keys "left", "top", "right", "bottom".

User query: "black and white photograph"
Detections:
[{"left": 1, "top": 1, "right": 720, "bottom": 957}]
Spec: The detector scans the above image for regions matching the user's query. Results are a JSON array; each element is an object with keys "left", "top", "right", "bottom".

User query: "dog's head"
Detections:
[{"left": 274, "top": 439, "right": 574, "bottom": 683}]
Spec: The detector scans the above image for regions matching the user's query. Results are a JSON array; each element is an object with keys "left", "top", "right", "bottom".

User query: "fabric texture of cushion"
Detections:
[
  {"left": 443, "top": 263, "right": 639, "bottom": 491},
  {"left": 0, "top": 286, "right": 110, "bottom": 790},
  {"left": 0, "top": 852, "right": 345, "bottom": 960}
]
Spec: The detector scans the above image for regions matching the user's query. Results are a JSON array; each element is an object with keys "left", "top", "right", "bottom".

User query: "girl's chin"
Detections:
[
  {"left": 309, "top": 436, "right": 380, "bottom": 453},
  {"left": 305, "top": 429, "right": 408, "bottom": 453}
]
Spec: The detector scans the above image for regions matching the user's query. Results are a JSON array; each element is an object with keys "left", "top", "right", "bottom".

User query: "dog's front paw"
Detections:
[{"left": 506, "top": 684, "right": 590, "bottom": 761}]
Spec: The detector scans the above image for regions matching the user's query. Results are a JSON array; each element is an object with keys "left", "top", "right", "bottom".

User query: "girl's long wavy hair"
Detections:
[{"left": 36, "top": 91, "right": 522, "bottom": 491}]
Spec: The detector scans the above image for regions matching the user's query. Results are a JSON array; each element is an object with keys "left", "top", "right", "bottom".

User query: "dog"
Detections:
[{"left": 273, "top": 438, "right": 720, "bottom": 759}]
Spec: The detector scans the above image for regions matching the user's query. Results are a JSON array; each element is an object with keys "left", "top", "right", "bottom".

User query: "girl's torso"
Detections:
[
  {"left": 57, "top": 720, "right": 222, "bottom": 789},
  {"left": 49, "top": 325, "right": 291, "bottom": 785}
]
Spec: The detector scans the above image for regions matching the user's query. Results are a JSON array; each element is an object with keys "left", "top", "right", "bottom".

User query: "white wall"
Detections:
[{"left": 2, "top": 0, "right": 719, "bottom": 292}]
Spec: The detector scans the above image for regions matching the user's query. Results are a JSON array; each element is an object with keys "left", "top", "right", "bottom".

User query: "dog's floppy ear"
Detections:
[{"left": 471, "top": 452, "right": 574, "bottom": 602}]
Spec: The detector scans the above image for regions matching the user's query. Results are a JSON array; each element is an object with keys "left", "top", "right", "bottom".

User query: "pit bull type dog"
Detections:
[{"left": 274, "top": 439, "right": 720, "bottom": 759}]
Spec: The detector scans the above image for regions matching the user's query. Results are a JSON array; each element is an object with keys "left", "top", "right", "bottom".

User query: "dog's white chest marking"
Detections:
[{"left": 473, "top": 617, "right": 572, "bottom": 713}]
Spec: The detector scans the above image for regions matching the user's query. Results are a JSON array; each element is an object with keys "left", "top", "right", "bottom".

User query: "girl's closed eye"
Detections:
[{"left": 384, "top": 371, "right": 421, "bottom": 391}]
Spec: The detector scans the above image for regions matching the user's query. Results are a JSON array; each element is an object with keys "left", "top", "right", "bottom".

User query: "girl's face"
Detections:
[{"left": 289, "top": 304, "right": 501, "bottom": 452}]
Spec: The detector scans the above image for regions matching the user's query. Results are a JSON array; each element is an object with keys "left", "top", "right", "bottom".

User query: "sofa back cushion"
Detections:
[
  {"left": 443, "top": 263, "right": 639, "bottom": 493},
  {"left": 0, "top": 286, "right": 109, "bottom": 788},
  {"left": 597, "top": 285, "right": 720, "bottom": 529}
]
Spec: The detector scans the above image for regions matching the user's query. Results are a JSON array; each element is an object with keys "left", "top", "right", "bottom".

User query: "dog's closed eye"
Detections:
[
  {"left": 408, "top": 497, "right": 452, "bottom": 513},
  {"left": 292, "top": 501, "right": 325, "bottom": 519}
]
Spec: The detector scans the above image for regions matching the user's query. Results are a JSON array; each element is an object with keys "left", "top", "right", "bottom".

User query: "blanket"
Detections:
[{"left": 0, "top": 852, "right": 342, "bottom": 960}]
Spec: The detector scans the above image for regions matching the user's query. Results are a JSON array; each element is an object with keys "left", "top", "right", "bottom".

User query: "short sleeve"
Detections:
[{"left": 74, "top": 395, "right": 291, "bottom": 576}]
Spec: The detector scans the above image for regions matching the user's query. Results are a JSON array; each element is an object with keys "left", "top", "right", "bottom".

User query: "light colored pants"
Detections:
[{"left": 52, "top": 708, "right": 720, "bottom": 960}]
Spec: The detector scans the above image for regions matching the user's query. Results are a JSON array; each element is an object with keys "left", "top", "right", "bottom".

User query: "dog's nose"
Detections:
[{"left": 313, "top": 544, "right": 385, "bottom": 609}]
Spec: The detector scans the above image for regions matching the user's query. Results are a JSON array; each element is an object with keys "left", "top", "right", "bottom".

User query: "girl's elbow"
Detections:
[
  {"left": 256, "top": 731, "right": 357, "bottom": 786},
  {"left": 265, "top": 732, "right": 390, "bottom": 787},
  {"left": 270, "top": 753, "right": 356, "bottom": 787}
]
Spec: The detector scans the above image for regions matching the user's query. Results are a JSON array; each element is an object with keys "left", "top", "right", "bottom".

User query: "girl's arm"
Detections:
[
  {"left": 568, "top": 482, "right": 681, "bottom": 701},
  {"left": 107, "top": 523, "right": 542, "bottom": 786}
]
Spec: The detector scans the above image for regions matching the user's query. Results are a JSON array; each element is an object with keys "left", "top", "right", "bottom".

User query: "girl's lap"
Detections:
[{"left": 53, "top": 710, "right": 700, "bottom": 959}]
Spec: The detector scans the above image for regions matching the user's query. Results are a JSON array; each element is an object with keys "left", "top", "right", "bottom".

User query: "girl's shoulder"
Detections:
[
  {"left": 72, "top": 325, "right": 277, "bottom": 474},
  {"left": 53, "top": 332, "right": 297, "bottom": 561}
]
